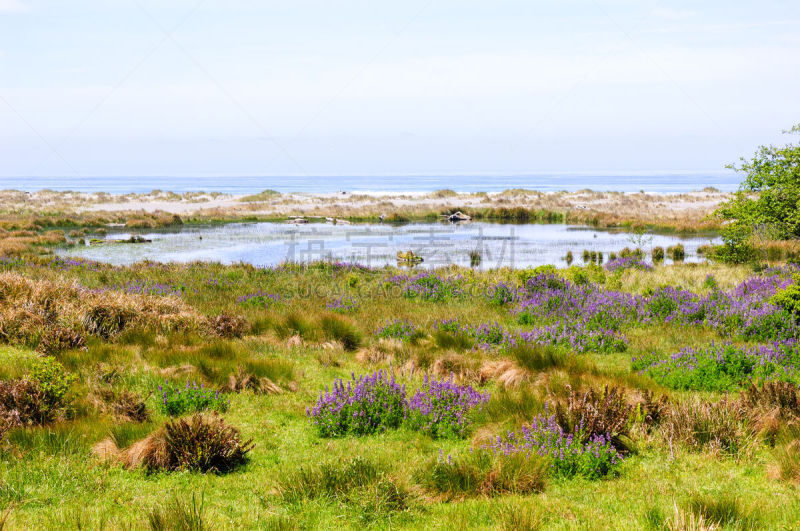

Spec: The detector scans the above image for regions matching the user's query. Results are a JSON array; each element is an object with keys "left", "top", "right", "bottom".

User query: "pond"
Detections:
[{"left": 58, "top": 221, "right": 719, "bottom": 269}]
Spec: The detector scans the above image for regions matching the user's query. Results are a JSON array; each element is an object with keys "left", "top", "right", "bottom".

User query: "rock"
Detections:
[
  {"left": 448, "top": 211, "right": 471, "bottom": 222},
  {"left": 285, "top": 217, "right": 308, "bottom": 224},
  {"left": 397, "top": 250, "right": 423, "bottom": 263}
]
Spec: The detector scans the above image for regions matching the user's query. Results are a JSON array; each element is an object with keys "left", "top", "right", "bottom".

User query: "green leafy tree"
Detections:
[{"left": 715, "top": 125, "right": 800, "bottom": 261}]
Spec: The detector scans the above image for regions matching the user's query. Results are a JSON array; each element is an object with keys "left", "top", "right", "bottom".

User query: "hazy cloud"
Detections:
[{"left": 0, "top": 0, "right": 26, "bottom": 13}]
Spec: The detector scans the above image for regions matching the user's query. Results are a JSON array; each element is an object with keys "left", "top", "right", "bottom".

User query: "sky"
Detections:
[{"left": 0, "top": 0, "right": 799, "bottom": 178}]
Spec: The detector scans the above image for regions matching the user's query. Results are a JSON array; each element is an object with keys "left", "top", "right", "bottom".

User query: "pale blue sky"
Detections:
[{"left": 1, "top": 0, "right": 798, "bottom": 177}]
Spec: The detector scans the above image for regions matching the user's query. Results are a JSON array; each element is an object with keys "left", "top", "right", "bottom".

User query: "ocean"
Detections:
[{"left": 0, "top": 173, "right": 739, "bottom": 195}]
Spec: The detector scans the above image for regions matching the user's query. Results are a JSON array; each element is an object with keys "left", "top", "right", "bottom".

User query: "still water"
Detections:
[{"left": 58, "top": 221, "right": 719, "bottom": 270}]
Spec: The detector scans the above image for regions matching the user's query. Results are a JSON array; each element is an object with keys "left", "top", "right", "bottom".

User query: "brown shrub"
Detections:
[
  {"left": 633, "top": 389, "right": 670, "bottom": 430},
  {"left": 554, "top": 385, "right": 633, "bottom": 449},
  {"left": 742, "top": 381, "right": 800, "bottom": 417},
  {"left": 207, "top": 313, "right": 247, "bottom": 339},
  {"left": 93, "top": 387, "right": 150, "bottom": 422},
  {"left": 99, "top": 414, "right": 253, "bottom": 473},
  {"left": 0, "top": 378, "right": 51, "bottom": 427},
  {"left": 0, "top": 273, "right": 203, "bottom": 348},
  {"left": 36, "top": 325, "right": 86, "bottom": 354},
  {"left": 432, "top": 353, "right": 479, "bottom": 383},
  {"left": 663, "top": 398, "right": 754, "bottom": 457}
]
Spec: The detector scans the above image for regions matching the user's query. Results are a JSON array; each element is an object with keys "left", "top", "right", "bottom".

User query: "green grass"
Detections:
[{"left": 1, "top": 259, "right": 799, "bottom": 528}]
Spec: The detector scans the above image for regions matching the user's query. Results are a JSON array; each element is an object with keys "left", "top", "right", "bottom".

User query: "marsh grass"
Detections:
[
  {"left": 416, "top": 450, "right": 547, "bottom": 498},
  {"left": 685, "top": 492, "right": 758, "bottom": 529},
  {"left": 147, "top": 492, "right": 205, "bottom": 531}
]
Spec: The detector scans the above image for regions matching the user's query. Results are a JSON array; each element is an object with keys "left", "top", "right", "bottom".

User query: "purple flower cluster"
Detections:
[
  {"left": 307, "top": 371, "right": 406, "bottom": 437},
  {"left": 406, "top": 375, "right": 489, "bottom": 438},
  {"left": 204, "top": 275, "right": 240, "bottom": 288},
  {"left": 0, "top": 256, "right": 27, "bottom": 268},
  {"left": 517, "top": 322, "right": 627, "bottom": 353},
  {"left": 386, "top": 272, "right": 464, "bottom": 302},
  {"left": 375, "top": 319, "right": 417, "bottom": 341},
  {"left": 604, "top": 257, "right": 653, "bottom": 272},
  {"left": 307, "top": 372, "right": 488, "bottom": 439},
  {"left": 632, "top": 339, "right": 800, "bottom": 390},
  {"left": 482, "top": 410, "right": 622, "bottom": 478},
  {"left": 48, "top": 257, "right": 103, "bottom": 272},
  {"left": 487, "top": 280, "right": 524, "bottom": 305},
  {"left": 237, "top": 291, "right": 281, "bottom": 308},
  {"left": 434, "top": 319, "right": 507, "bottom": 349},
  {"left": 434, "top": 318, "right": 626, "bottom": 353},
  {"left": 326, "top": 296, "right": 358, "bottom": 313},
  {"left": 512, "top": 271, "right": 800, "bottom": 344}
]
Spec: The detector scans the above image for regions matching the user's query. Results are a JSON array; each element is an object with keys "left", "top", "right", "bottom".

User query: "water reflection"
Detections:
[{"left": 59, "top": 221, "right": 719, "bottom": 269}]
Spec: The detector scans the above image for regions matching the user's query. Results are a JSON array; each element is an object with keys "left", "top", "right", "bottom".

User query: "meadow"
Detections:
[{"left": 1, "top": 250, "right": 800, "bottom": 529}]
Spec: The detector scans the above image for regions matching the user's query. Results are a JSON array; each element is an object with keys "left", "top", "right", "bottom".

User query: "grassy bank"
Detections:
[{"left": 1, "top": 253, "right": 800, "bottom": 528}]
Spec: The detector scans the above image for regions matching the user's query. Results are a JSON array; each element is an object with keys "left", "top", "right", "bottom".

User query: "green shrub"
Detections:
[
  {"left": 29, "top": 356, "right": 76, "bottom": 417},
  {"left": 771, "top": 284, "right": 800, "bottom": 317}
]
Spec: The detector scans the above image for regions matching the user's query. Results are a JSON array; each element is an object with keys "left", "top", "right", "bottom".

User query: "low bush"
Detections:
[
  {"left": 308, "top": 371, "right": 406, "bottom": 437},
  {"left": 741, "top": 380, "right": 800, "bottom": 417},
  {"left": 36, "top": 326, "right": 86, "bottom": 355},
  {"left": 0, "top": 378, "right": 51, "bottom": 427},
  {"left": 405, "top": 376, "right": 489, "bottom": 438},
  {"left": 667, "top": 244, "right": 685, "bottom": 262},
  {"left": 771, "top": 284, "right": 800, "bottom": 317},
  {"left": 103, "top": 414, "right": 253, "bottom": 474},
  {"left": 554, "top": 385, "right": 632, "bottom": 450},
  {"left": 416, "top": 449, "right": 547, "bottom": 498},
  {"left": 158, "top": 380, "right": 229, "bottom": 416}
]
